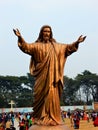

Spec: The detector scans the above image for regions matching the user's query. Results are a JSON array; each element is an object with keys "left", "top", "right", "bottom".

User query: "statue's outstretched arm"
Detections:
[
  {"left": 13, "top": 28, "right": 21, "bottom": 37},
  {"left": 13, "top": 28, "right": 25, "bottom": 47},
  {"left": 65, "top": 35, "right": 86, "bottom": 57},
  {"left": 76, "top": 35, "right": 86, "bottom": 44}
]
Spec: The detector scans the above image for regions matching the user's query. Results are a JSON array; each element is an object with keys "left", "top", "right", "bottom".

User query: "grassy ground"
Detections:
[{"left": 64, "top": 118, "right": 98, "bottom": 130}]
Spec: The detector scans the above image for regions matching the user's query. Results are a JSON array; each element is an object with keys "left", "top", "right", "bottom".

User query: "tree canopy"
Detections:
[{"left": 0, "top": 70, "right": 98, "bottom": 108}]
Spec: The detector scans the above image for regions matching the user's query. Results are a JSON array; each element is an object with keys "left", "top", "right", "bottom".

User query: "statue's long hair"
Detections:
[{"left": 35, "top": 25, "right": 56, "bottom": 42}]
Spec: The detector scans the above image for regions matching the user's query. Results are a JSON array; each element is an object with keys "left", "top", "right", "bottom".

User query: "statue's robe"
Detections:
[{"left": 18, "top": 39, "right": 78, "bottom": 125}]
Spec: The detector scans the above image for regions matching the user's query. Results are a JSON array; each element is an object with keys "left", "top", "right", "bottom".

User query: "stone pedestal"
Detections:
[{"left": 29, "top": 124, "right": 70, "bottom": 130}]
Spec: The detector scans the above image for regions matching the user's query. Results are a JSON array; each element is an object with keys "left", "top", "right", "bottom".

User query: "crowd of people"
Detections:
[
  {"left": 0, "top": 110, "right": 98, "bottom": 130},
  {"left": 62, "top": 110, "right": 98, "bottom": 129},
  {"left": 0, "top": 112, "right": 34, "bottom": 130}
]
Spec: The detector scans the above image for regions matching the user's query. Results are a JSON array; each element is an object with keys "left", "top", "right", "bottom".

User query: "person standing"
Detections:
[{"left": 5, "top": 119, "right": 12, "bottom": 130}]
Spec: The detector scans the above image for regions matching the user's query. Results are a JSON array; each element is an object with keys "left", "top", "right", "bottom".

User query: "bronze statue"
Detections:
[{"left": 13, "top": 25, "right": 86, "bottom": 126}]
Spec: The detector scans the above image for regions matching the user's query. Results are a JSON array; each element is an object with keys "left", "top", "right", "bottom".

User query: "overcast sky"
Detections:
[{"left": 0, "top": 0, "right": 98, "bottom": 78}]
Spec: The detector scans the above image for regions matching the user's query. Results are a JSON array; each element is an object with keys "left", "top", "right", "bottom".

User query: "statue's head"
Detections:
[{"left": 36, "top": 25, "right": 56, "bottom": 42}]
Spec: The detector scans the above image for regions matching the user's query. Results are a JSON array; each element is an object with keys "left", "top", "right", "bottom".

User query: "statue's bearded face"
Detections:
[{"left": 42, "top": 27, "right": 51, "bottom": 43}]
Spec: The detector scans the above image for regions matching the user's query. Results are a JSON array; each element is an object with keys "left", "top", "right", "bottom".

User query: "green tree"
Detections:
[
  {"left": 0, "top": 74, "right": 34, "bottom": 108},
  {"left": 62, "top": 76, "right": 79, "bottom": 105},
  {"left": 0, "top": 75, "right": 22, "bottom": 107},
  {"left": 75, "top": 70, "right": 98, "bottom": 104}
]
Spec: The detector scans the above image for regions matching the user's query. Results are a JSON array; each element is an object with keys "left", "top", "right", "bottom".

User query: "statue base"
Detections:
[{"left": 29, "top": 124, "right": 70, "bottom": 130}]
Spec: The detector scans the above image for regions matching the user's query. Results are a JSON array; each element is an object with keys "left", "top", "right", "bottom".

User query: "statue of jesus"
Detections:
[{"left": 13, "top": 25, "right": 86, "bottom": 126}]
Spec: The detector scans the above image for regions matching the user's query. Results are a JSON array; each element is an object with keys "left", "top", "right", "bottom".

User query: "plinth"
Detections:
[{"left": 29, "top": 124, "right": 70, "bottom": 130}]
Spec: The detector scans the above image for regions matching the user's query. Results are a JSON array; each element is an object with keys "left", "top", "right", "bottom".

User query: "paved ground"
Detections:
[
  {"left": 64, "top": 118, "right": 98, "bottom": 130},
  {"left": 14, "top": 118, "right": 98, "bottom": 130}
]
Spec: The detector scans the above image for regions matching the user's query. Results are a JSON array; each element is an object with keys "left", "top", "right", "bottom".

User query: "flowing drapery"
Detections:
[{"left": 18, "top": 41, "right": 78, "bottom": 125}]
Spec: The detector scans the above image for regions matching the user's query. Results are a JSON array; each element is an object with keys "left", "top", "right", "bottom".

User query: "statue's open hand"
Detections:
[
  {"left": 77, "top": 35, "right": 86, "bottom": 43},
  {"left": 13, "top": 28, "right": 21, "bottom": 37}
]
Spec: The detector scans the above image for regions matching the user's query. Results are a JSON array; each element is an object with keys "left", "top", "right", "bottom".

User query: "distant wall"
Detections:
[
  {"left": 0, "top": 105, "right": 93, "bottom": 113},
  {"left": 61, "top": 105, "right": 93, "bottom": 111},
  {"left": 0, "top": 107, "right": 33, "bottom": 113}
]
